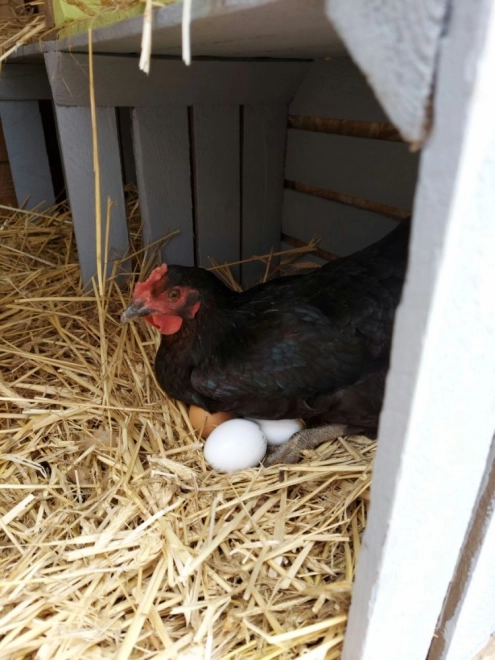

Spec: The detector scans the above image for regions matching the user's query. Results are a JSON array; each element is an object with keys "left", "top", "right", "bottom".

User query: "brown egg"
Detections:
[{"left": 188, "top": 405, "right": 237, "bottom": 438}]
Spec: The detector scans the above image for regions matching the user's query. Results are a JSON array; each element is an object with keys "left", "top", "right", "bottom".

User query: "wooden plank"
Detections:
[
  {"left": 132, "top": 106, "right": 194, "bottom": 266},
  {"left": 0, "top": 101, "right": 55, "bottom": 210},
  {"left": 287, "top": 115, "right": 403, "bottom": 142},
  {"left": 0, "top": 64, "right": 51, "bottom": 100},
  {"left": 193, "top": 106, "right": 240, "bottom": 277},
  {"left": 282, "top": 188, "right": 397, "bottom": 257},
  {"left": 54, "top": 105, "right": 129, "bottom": 286},
  {"left": 44, "top": 53, "right": 310, "bottom": 108},
  {"left": 241, "top": 104, "right": 287, "bottom": 287},
  {"left": 289, "top": 59, "right": 389, "bottom": 122},
  {"left": 285, "top": 129, "right": 420, "bottom": 210},
  {"left": 428, "top": 437, "right": 495, "bottom": 660},
  {"left": 342, "top": 0, "right": 495, "bottom": 657},
  {"left": 285, "top": 180, "right": 410, "bottom": 221},
  {"left": 324, "top": 0, "right": 449, "bottom": 143},
  {"left": 12, "top": 0, "right": 344, "bottom": 59}
]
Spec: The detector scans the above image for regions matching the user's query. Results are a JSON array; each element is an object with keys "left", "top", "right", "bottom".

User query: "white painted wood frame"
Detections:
[
  {"left": 324, "top": 0, "right": 449, "bottom": 144},
  {"left": 429, "top": 437, "right": 495, "bottom": 660},
  {"left": 342, "top": 0, "right": 495, "bottom": 658}
]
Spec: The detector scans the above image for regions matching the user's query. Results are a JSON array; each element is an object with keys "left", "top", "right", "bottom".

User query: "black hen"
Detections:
[{"left": 121, "top": 220, "right": 410, "bottom": 463}]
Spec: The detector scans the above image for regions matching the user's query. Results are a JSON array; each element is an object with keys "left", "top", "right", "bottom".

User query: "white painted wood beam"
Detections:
[
  {"left": 325, "top": 0, "right": 449, "bottom": 144},
  {"left": 429, "top": 438, "right": 495, "bottom": 660},
  {"left": 342, "top": 0, "right": 495, "bottom": 657}
]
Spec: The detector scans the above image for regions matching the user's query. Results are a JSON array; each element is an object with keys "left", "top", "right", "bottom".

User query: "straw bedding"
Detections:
[
  {"left": 0, "top": 197, "right": 376, "bottom": 659},
  {"left": 0, "top": 2, "right": 46, "bottom": 64}
]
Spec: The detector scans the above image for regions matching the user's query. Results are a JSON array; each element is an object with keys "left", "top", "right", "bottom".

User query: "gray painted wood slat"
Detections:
[
  {"left": 241, "top": 104, "right": 287, "bottom": 287},
  {"left": 285, "top": 129, "right": 420, "bottom": 210},
  {"left": 54, "top": 105, "right": 129, "bottom": 286},
  {"left": 193, "top": 106, "right": 240, "bottom": 278},
  {"left": 44, "top": 53, "right": 310, "bottom": 108},
  {"left": 132, "top": 106, "right": 194, "bottom": 266},
  {"left": 0, "top": 101, "right": 55, "bottom": 211},
  {"left": 13, "top": 0, "right": 344, "bottom": 60},
  {"left": 0, "top": 64, "right": 52, "bottom": 100}
]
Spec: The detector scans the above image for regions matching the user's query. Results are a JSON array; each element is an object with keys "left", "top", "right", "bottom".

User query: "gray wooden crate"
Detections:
[
  {"left": 0, "top": 64, "right": 55, "bottom": 211},
  {"left": 43, "top": 53, "right": 309, "bottom": 287}
]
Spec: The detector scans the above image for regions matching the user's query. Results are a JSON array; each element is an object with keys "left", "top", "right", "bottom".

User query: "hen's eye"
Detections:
[{"left": 168, "top": 289, "right": 180, "bottom": 301}]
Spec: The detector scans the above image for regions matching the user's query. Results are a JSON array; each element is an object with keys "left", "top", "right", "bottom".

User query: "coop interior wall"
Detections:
[{"left": 282, "top": 58, "right": 420, "bottom": 261}]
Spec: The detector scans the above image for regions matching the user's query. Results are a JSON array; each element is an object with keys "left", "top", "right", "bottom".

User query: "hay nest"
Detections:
[
  {"left": 0, "top": 197, "right": 376, "bottom": 659},
  {"left": 0, "top": 3, "right": 45, "bottom": 64}
]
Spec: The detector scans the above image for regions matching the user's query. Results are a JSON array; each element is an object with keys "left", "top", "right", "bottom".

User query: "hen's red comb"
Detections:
[{"left": 134, "top": 264, "right": 168, "bottom": 300}]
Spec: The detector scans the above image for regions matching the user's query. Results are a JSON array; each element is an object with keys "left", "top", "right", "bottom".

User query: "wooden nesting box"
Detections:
[{"left": 1, "top": 0, "right": 495, "bottom": 659}]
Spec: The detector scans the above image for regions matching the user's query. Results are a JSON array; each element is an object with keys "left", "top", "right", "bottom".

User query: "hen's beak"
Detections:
[{"left": 121, "top": 302, "right": 151, "bottom": 324}]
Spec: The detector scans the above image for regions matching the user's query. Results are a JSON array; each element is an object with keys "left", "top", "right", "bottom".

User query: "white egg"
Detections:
[
  {"left": 249, "top": 418, "right": 304, "bottom": 446},
  {"left": 204, "top": 419, "right": 267, "bottom": 472}
]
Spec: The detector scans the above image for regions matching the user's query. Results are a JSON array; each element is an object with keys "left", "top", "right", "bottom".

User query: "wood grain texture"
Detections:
[
  {"left": 241, "top": 105, "right": 287, "bottom": 287},
  {"left": 429, "top": 437, "right": 495, "bottom": 660},
  {"left": 54, "top": 105, "right": 129, "bottom": 286},
  {"left": 132, "top": 106, "right": 194, "bottom": 266},
  {"left": 0, "top": 101, "right": 55, "bottom": 210},
  {"left": 192, "top": 106, "right": 240, "bottom": 278},
  {"left": 44, "top": 53, "right": 310, "bottom": 108},
  {"left": 281, "top": 188, "right": 397, "bottom": 257},
  {"left": 0, "top": 64, "right": 51, "bottom": 100},
  {"left": 285, "top": 128, "right": 420, "bottom": 210},
  {"left": 342, "top": 0, "right": 495, "bottom": 657},
  {"left": 324, "top": 0, "right": 449, "bottom": 143}
]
